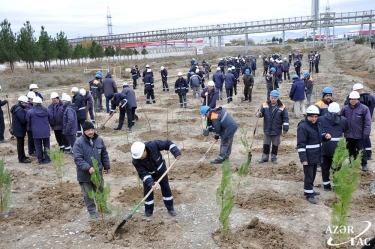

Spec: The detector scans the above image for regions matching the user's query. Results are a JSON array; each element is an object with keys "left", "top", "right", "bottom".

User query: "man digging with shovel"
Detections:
[
  {"left": 201, "top": 105, "right": 238, "bottom": 164},
  {"left": 131, "top": 140, "right": 181, "bottom": 217}
]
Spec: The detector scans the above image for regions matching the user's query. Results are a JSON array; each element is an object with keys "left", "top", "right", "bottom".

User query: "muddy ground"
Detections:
[{"left": 1, "top": 42, "right": 375, "bottom": 249}]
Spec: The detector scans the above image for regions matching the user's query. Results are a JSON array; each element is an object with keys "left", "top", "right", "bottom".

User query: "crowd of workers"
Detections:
[{"left": 0, "top": 48, "right": 373, "bottom": 221}]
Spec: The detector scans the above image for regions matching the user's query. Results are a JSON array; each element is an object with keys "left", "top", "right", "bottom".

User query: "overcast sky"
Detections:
[{"left": 0, "top": 0, "right": 373, "bottom": 40}]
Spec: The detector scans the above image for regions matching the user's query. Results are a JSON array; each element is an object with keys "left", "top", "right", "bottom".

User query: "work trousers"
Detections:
[
  {"left": 243, "top": 86, "right": 252, "bottom": 102},
  {"left": 34, "top": 137, "right": 51, "bottom": 163},
  {"left": 162, "top": 78, "right": 169, "bottom": 91},
  {"left": 77, "top": 119, "right": 85, "bottom": 137},
  {"left": 321, "top": 155, "right": 334, "bottom": 189},
  {"left": 215, "top": 87, "right": 223, "bottom": 100},
  {"left": 0, "top": 116, "right": 4, "bottom": 140},
  {"left": 178, "top": 95, "right": 187, "bottom": 108},
  {"left": 192, "top": 86, "right": 200, "bottom": 99},
  {"left": 303, "top": 164, "right": 318, "bottom": 198},
  {"left": 215, "top": 136, "right": 234, "bottom": 161},
  {"left": 27, "top": 130, "right": 36, "bottom": 155},
  {"left": 16, "top": 136, "right": 26, "bottom": 161},
  {"left": 283, "top": 70, "right": 290, "bottom": 80},
  {"left": 226, "top": 88, "right": 233, "bottom": 103},
  {"left": 93, "top": 97, "right": 101, "bottom": 112},
  {"left": 143, "top": 172, "right": 174, "bottom": 214},
  {"left": 346, "top": 138, "right": 367, "bottom": 166},
  {"left": 53, "top": 130, "right": 65, "bottom": 151},
  {"left": 62, "top": 134, "right": 76, "bottom": 152},
  {"left": 365, "top": 136, "right": 372, "bottom": 159},
  {"left": 294, "top": 100, "right": 305, "bottom": 118},
  {"left": 146, "top": 90, "right": 155, "bottom": 104},
  {"left": 80, "top": 177, "right": 104, "bottom": 216}
]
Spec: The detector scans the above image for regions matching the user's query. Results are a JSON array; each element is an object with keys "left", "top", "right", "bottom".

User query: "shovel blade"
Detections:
[
  {"left": 115, "top": 214, "right": 133, "bottom": 234},
  {"left": 100, "top": 125, "right": 105, "bottom": 130}
]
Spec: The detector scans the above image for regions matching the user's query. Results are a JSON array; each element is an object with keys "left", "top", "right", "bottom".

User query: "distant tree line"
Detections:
[{"left": 0, "top": 19, "right": 147, "bottom": 73}]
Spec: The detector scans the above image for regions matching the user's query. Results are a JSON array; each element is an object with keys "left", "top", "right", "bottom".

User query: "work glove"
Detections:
[
  {"left": 109, "top": 111, "right": 114, "bottom": 115},
  {"left": 214, "top": 134, "right": 220, "bottom": 140}
]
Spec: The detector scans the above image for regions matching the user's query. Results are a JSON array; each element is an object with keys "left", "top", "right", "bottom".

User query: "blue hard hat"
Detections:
[
  {"left": 190, "top": 71, "right": 195, "bottom": 75},
  {"left": 95, "top": 74, "right": 101, "bottom": 78},
  {"left": 96, "top": 71, "right": 102, "bottom": 75},
  {"left": 200, "top": 106, "right": 210, "bottom": 116},
  {"left": 245, "top": 69, "right": 250, "bottom": 73},
  {"left": 270, "top": 90, "right": 279, "bottom": 97},
  {"left": 322, "top": 87, "right": 333, "bottom": 95},
  {"left": 303, "top": 71, "right": 310, "bottom": 77},
  {"left": 270, "top": 67, "right": 276, "bottom": 73},
  {"left": 292, "top": 74, "right": 299, "bottom": 79}
]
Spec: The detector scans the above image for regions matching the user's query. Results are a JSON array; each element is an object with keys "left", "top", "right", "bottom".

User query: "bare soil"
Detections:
[{"left": 1, "top": 42, "right": 375, "bottom": 248}]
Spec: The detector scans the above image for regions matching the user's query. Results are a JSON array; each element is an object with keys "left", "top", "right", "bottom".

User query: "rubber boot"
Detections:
[
  {"left": 258, "top": 153, "right": 269, "bottom": 163},
  {"left": 258, "top": 144, "right": 270, "bottom": 163},
  {"left": 271, "top": 145, "right": 279, "bottom": 164}
]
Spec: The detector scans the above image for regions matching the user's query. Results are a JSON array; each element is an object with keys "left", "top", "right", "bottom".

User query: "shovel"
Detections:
[
  {"left": 5, "top": 95, "right": 14, "bottom": 140},
  {"left": 248, "top": 116, "right": 260, "bottom": 162},
  {"left": 198, "top": 140, "right": 216, "bottom": 163},
  {"left": 114, "top": 159, "right": 178, "bottom": 233},
  {"left": 100, "top": 112, "right": 114, "bottom": 130}
]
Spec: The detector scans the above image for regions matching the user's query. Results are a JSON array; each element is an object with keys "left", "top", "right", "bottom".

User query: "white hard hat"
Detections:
[
  {"left": 0, "top": 86, "right": 2, "bottom": 90},
  {"left": 18, "top": 96, "right": 28, "bottom": 103},
  {"left": 216, "top": 67, "right": 221, "bottom": 71},
  {"left": 123, "top": 82, "right": 128, "bottom": 86},
  {"left": 27, "top": 91, "right": 36, "bottom": 99},
  {"left": 228, "top": 67, "right": 232, "bottom": 71},
  {"left": 50, "top": 92, "right": 59, "bottom": 99},
  {"left": 352, "top": 83, "right": 364, "bottom": 91},
  {"left": 231, "top": 66, "right": 235, "bottom": 69},
  {"left": 178, "top": 72, "right": 182, "bottom": 76},
  {"left": 29, "top": 84, "right": 38, "bottom": 90},
  {"left": 79, "top": 88, "right": 86, "bottom": 96},
  {"left": 328, "top": 102, "right": 340, "bottom": 113},
  {"left": 131, "top": 141, "right": 145, "bottom": 159},
  {"left": 195, "top": 69, "right": 199, "bottom": 73},
  {"left": 306, "top": 105, "right": 320, "bottom": 115},
  {"left": 33, "top": 96, "right": 43, "bottom": 104},
  {"left": 71, "top": 87, "right": 79, "bottom": 92},
  {"left": 61, "top": 94, "right": 72, "bottom": 102},
  {"left": 208, "top": 81, "right": 215, "bottom": 87},
  {"left": 349, "top": 91, "right": 360, "bottom": 99},
  {"left": 146, "top": 64, "right": 150, "bottom": 68},
  {"left": 160, "top": 66, "right": 164, "bottom": 70}
]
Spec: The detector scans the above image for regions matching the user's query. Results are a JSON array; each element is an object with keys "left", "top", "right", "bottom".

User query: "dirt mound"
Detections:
[
  {"left": 358, "top": 171, "right": 375, "bottom": 190},
  {"left": 167, "top": 117, "right": 201, "bottom": 124},
  {"left": 10, "top": 169, "right": 40, "bottom": 192},
  {"left": 115, "top": 144, "right": 132, "bottom": 153},
  {"left": 115, "top": 186, "right": 186, "bottom": 206},
  {"left": 0, "top": 146, "right": 16, "bottom": 156},
  {"left": 236, "top": 190, "right": 306, "bottom": 215},
  {"left": 250, "top": 161, "right": 303, "bottom": 182},
  {"left": 109, "top": 216, "right": 182, "bottom": 248},
  {"left": 212, "top": 217, "right": 308, "bottom": 248},
  {"left": 351, "top": 193, "right": 375, "bottom": 212},
  {"left": 5, "top": 183, "right": 83, "bottom": 226},
  {"left": 138, "top": 130, "right": 185, "bottom": 141},
  {"left": 169, "top": 161, "right": 219, "bottom": 180},
  {"left": 110, "top": 161, "right": 136, "bottom": 178}
]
